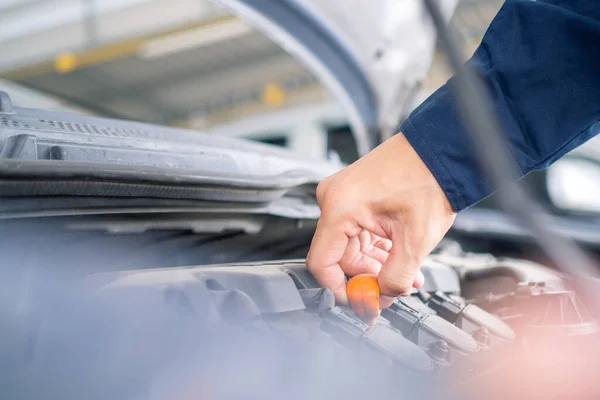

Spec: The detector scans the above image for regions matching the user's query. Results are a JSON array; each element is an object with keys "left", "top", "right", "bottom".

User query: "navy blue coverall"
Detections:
[{"left": 400, "top": 0, "right": 600, "bottom": 211}]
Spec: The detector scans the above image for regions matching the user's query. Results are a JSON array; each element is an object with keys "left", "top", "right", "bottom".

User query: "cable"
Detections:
[{"left": 421, "top": 0, "right": 600, "bottom": 312}]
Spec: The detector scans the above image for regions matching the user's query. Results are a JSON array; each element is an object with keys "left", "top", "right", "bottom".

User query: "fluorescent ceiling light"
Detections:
[{"left": 138, "top": 18, "right": 253, "bottom": 59}]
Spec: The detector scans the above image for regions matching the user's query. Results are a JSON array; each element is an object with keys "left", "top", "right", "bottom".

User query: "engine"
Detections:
[{"left": 2, "top": 240, "right": 597, "bottom": 400}]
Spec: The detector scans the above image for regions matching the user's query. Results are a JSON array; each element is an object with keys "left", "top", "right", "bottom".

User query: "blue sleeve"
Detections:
[{"left": 400, "top": 0, "right": 600, "bottom": 211}]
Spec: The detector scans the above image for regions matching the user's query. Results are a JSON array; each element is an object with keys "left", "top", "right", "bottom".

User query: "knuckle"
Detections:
[
  {"left": 315, "top": 180, "right": 330, "bottom": 205},
  {"left": 378, "top": 274, "right": 413, "bottom": 297},
  {"left": 305, "top": 249, "right": 319, "bottom": 271},
  {"left": 306, "top": 259, "right": 318, "bottom": 274},
  {"left": 316, "top": 176, "right": 347, "bottom": 209}
]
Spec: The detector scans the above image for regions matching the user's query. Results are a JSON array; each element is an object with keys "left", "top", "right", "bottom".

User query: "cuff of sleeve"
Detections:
[{"left": 399, "top": 83, "right": 494, "bottom": 212}]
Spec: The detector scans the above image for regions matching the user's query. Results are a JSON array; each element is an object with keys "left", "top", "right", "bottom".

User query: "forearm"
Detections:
[{"left": 401, "top": 0, "right": 600, "bottom": 211}]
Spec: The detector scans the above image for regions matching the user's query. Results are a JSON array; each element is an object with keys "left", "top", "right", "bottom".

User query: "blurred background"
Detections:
[
  {"left": 1, "top": 5, "right": 599, "bottom": 398},
  {"left": 0, "top": 0, "right": 503, "bottom": 164}
]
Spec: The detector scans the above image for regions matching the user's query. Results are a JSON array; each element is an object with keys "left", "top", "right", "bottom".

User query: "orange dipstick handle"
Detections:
[{"left": 346, "top": 274, "right": 381, "bottom": 326}]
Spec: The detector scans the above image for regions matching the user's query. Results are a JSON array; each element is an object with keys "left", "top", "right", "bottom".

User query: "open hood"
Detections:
[
  {"left": 216, "top": 0, "right": 458, "bottom": 155},
  {"left": 0, "top": 0, "right": 459, "bottom": 222}
]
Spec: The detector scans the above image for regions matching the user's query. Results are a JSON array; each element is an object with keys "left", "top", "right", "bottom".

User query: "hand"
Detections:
[{"left": 306, "top": 133, "right": 456, "bottom": 307}]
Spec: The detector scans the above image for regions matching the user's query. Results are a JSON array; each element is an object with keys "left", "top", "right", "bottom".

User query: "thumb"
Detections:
[
  {"left": 377, "top": 238, "right": 422, "bottom": 299},
  {"left": 306, "top": 215, "right": 352, "bottom": 304}
]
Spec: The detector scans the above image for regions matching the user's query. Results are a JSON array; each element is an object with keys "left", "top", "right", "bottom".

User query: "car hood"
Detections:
[
  {"left": 0, "top": 1, "right": 459, "bottom": 222},
  {"left": 216, "top": 0, "right": 458, "bottom": 155}
]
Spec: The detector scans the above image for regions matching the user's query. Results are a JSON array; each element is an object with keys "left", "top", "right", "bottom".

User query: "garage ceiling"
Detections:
[
  {"left": 4, "top": 16, "right": 321, "bottom": 128},
  {"left": 0, "top": 0, "right": 503, "bottom": 131}
]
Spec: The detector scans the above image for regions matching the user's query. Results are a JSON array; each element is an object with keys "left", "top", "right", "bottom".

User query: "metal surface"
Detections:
[{"left": 217, "top": 0, "right": 459, "bottom": 153}]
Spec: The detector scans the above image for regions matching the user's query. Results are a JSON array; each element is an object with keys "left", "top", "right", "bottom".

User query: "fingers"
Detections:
[
  {"left": 379, "top": 295, "right": 396, "bottom": 309},
  {"left": 340, "top": 239, "right": 384, "bottom": 276},
  {"left": 359, "top": 231, "right": 389, "bottom": 265},
  {"left": 306, "top": 215, "right": 352, "bottom": 304},
  {"left": 309, "top": 219, "right": 426, "bottom": 306},
  {"left": 379, "top": 270, "right": 425, "bottom": 308},
  {"left": 371, "top": 233, "right": 392, "bottom": 252},
  {"left": 413, "top": 270, "right": 425, "bottom": 289},
  {"left": 365, "top": 247, "right": 389, "bottom": 265},
  {"left": 377, "top": 240, "right": 423, "bottom": 299},
  {"left": 338, "top": 231, "right": 388, "bottom": 275}
]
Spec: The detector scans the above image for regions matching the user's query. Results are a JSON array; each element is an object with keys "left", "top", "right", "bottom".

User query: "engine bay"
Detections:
[{"left": 4, "top": 237, "right": 597, "bottom": 400}]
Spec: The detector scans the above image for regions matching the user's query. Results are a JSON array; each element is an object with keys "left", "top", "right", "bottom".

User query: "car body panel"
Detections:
[{"left": 216, "top": 0, "right": 458, "bottom": 154}]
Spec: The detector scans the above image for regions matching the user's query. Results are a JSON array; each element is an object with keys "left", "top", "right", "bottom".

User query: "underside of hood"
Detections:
[{"left": 216, "top": 0, "right": 458, "bottom": 155}]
